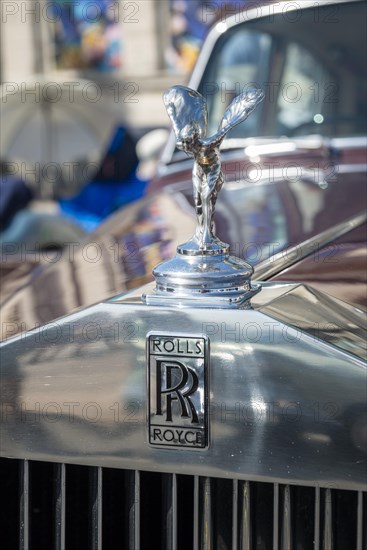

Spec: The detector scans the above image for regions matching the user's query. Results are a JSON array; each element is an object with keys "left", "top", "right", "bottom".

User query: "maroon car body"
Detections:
[{"left": 1, "top": 139, "right": 365, "bottom": 340}]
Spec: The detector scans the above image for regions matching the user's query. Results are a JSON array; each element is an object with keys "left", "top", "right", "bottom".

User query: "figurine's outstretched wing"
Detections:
[
  {"left": 218, "top": 88, "right": 264, "bottom": 135},
  {"left": 163, "top": 86, "right": 207, "bottom": 142}
]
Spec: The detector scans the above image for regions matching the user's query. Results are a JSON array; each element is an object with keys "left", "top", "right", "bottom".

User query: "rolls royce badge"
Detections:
[{"left": 148, "top": 334, "right": 209, "bottom": 449}]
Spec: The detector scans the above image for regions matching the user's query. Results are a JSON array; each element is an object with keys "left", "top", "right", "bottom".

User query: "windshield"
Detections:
[{"left": 198, "top": 1, "right": 366, "bottom": 141}]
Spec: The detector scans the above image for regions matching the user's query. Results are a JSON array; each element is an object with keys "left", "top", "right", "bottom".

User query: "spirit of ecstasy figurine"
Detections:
[
  {"left": 163, "top": 85, "right": 264, "bottom": 253},
  {"left": 143, "top": 85, "right": 264, "bottom": 308}
]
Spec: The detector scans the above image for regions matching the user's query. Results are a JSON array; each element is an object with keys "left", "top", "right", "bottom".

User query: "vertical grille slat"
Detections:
[
  {"left": 202, "top": 477, "right": 213, "bottom": 549},
  {"left": 232, "top": 480, "right": 238, "bottom": 550},
  {"left": 239, "top": 480, "right": 251, "bottom": 550},
  {"left": 134, "top": 470, "right": 140, "bottom": 550},
  {"left": 323, "top": 488, "right": 333, "bottom": 550},
  {"left": 363, "top": 493, "right": 367, "bottom": 550},
  {"left": 90, "top": 466, "right": 102, "bottom": 550},
  {"left": 19, "top": 459, "right": 29, "bottom": 550},
  {"left": 193, "top": 475, "right": 199, "bottom": 549},
  {"left": 171, "top": 473, "right": 178, "bottom": 550},
  {"left": 281, "top": 485, "right": 292, "bottom": 550},
  {"left": 165, "top": 474, "right": 177, "bottom": 550},
  {"left": 357, "top": 491, "right": 363, "bottom": 550},
  {"left": 314, "top": 486, "right": 321, "bottom": 550},
  {"left": 128, "top": 470, "right": 140, "bottom": 550},
  {"left": 273, "top": 482, "right": 279, "bottom": 550},
  {"left": 55, "top": 463, "right": 66, "bottom": 550},
  {"left": 163, "top": 473, "right": 178, "bottom": 550}
]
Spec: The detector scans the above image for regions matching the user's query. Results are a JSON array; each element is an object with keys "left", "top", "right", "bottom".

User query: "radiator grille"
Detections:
[{"left": 0, "top": 458, "right": 365, "bottom": 549}]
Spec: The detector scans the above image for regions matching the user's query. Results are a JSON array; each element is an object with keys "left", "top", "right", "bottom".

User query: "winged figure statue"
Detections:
[{"left": 163, "top": 85, "right": 264, "bottom": 252}]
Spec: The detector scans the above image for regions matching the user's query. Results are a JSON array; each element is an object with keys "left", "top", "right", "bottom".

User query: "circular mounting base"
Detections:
[{"left": 142, "top": 251, "right": 261, "bottom": 308}]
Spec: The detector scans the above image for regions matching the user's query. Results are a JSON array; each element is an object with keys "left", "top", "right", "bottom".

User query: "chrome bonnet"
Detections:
[{"left": 1, "top": 281, "right": 366, "bottom": 491}]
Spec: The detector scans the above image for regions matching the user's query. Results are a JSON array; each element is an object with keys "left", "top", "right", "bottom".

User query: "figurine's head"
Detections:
[
  {"left": 163, "top": 86, "right": 207, "bottom": 151},
  {"left": 177, "top": 124, "right": 201, "bottom": 152}
]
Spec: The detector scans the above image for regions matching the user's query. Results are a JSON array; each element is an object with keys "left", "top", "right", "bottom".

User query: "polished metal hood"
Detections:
[{"left": 1, "top": 281, "right": 366, "bottom": 490}]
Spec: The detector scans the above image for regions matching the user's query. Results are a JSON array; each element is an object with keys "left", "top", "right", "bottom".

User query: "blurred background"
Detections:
[
  {"left": 0, "top": 0, "right": 237, "bottom": 128},
  {"left": 1, "top": 0, "right": 264, "bottom": 332},
  {"left": 0, "top": 0, "right": 246, "bottom": 231}
]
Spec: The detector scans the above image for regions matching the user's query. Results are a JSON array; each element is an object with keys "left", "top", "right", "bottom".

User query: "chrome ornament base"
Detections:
[
  {"left": 142, "top": 249, "right": 261, "bottom": 308},
  {"left": 177, "top": 235, "right": 229, "bottom": 256}
]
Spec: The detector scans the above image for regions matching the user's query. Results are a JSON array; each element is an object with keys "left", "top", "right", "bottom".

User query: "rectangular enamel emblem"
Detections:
[{"left": 147, "top": 334, "right": 209, "bottom": 449}]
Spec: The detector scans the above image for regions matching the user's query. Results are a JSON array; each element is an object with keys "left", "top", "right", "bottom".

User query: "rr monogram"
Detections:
[{"left": 155, "top": 360, "right": 199, "bottom": 423}]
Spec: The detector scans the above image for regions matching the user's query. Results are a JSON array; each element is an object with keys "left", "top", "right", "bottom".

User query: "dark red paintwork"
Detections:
[{"left": 1, "top": 138, "right": 365, "bottom": 340}]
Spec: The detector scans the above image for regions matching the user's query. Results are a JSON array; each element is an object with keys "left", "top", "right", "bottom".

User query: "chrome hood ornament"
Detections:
[{"left": 143, "top": 85, "right": 264, "bottom": 308}]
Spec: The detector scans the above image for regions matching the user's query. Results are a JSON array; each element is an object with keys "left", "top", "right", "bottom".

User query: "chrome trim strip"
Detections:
[
  {"left": 20, "top": 459, "right": 29, "bottom": 550},
  {"left": 55, "top": 463, "right": 66, "bottom": 550},
  {"left": 314, "top": 486, "right": 321, "bottom": 550},
  {"left": 160, "top": 136, "right": 367, "bottom": 177},
  {"left": 254, "top": 211, "right": 367, "bottom": 281},
  {"left": 331, "top": 136, "right": 367, "bottom": 149},
  {"left": 357, "top": 491, "right": 363, "bottom": 550},
  {"left": 281, "top": 485, "right": 292, "bottom": 550},
  {"left": 158, "top": 135, "right": 329, "bottom": 176},
  {"left": 273, "top": 483, "right": 279, "bottom": 550},
  {"left": 159, "top": 143, "right": 366, "bottom": 182},
  {"left": 323, "top": 489, "right": 333, "bottom": 550},
  {"left": 337, "top": 163, "right": 367, "bottom": 173},
  {"left": 240, "top": 164, "right": 367, "bottom": 185}
]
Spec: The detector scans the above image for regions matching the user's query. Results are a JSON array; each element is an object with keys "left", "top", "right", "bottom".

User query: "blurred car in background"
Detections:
[
  {"left": 1, "top": 0, "right": 365, "bottom": 338},
  {"left": 0, "top": 2, "right": 366, "bottom": 547}
]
